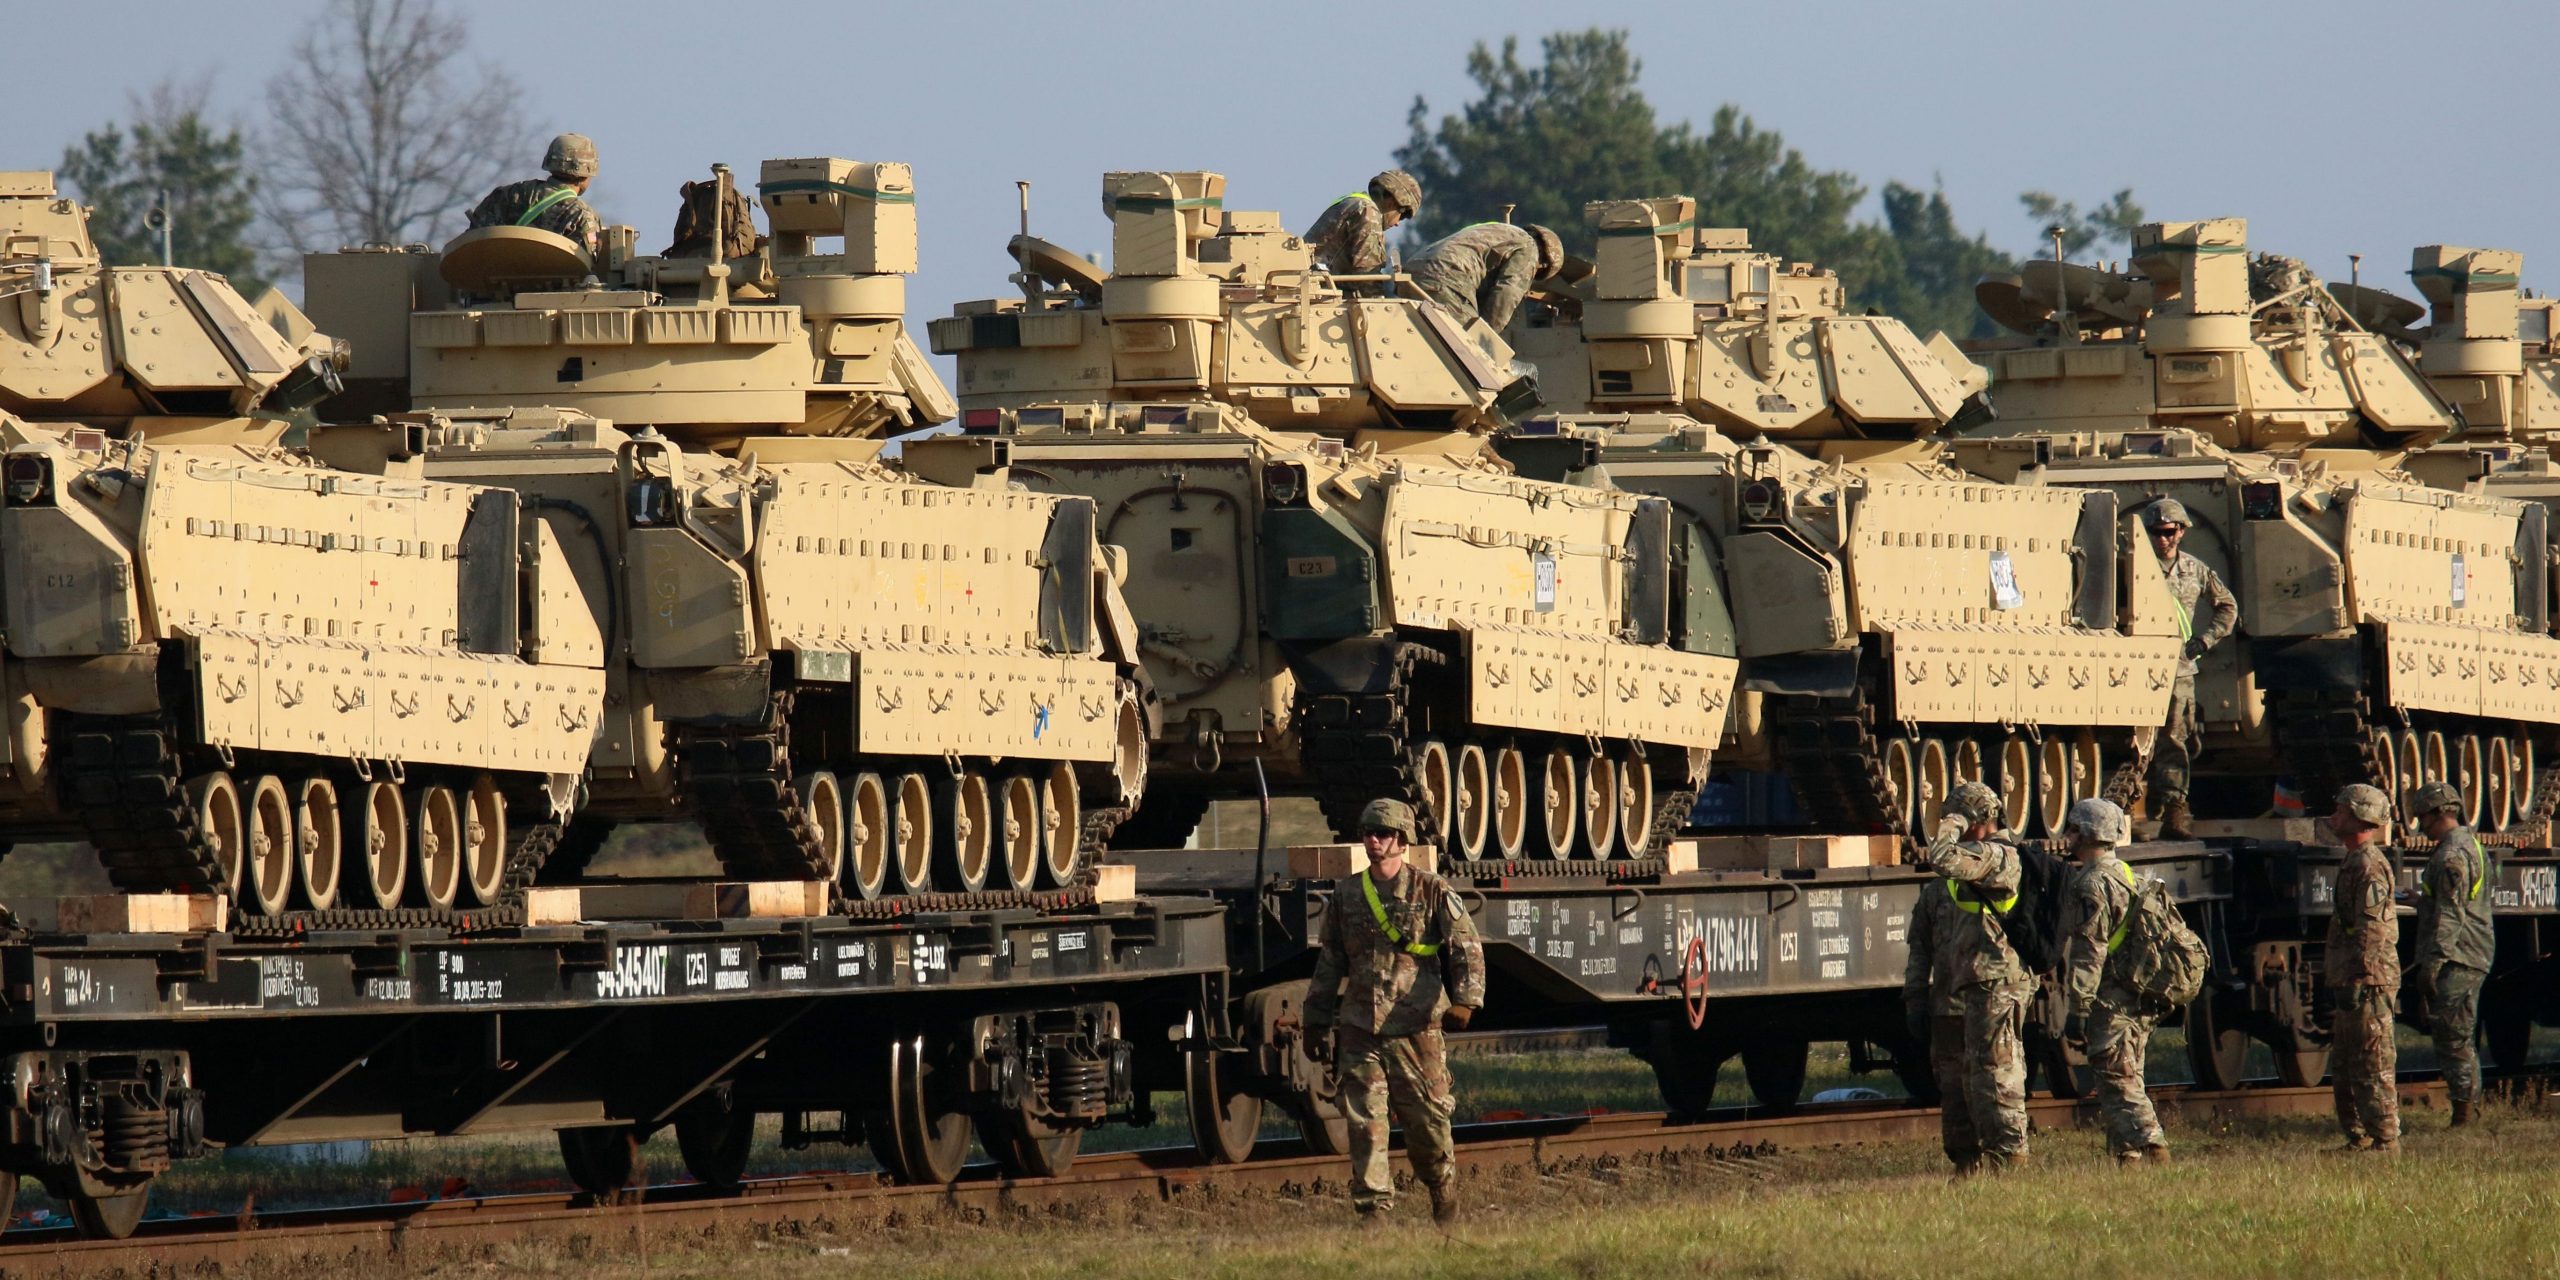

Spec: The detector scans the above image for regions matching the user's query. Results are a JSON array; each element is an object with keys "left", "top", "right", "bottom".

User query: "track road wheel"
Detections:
[
  {"left": 1996, "top": 735, "right": 2034, "bottom": 835},
  {"left": 1491, "top": 743, "right": 1530, "bottom": 859},
  {"left": 1616, "top": 747, "right": 1655, "bottom": 858},
  {"left": 1040, "top": 762, "right": 1082, "bottom": 888},
  {"left": 1185, "top": 1044, "right": 1265, "bottom": 1165},
  {"left": 2397, "top": 729, "right": 2426, "bottom": 800},
  {"left": 880, "top": 1034, "right": 972, "bottom": 1185},
  {"left": 1740, "top": 1037, "right": 1809, "bottom": 1112},
  {"left": 1534, "top": 745, "right": 1579, "bottom": 858},
  {"left": 844, "top": 772, "right": 891, "bottom": 901},
  {"left": 2036, "top": 737, "right": 2074, "bottom": 837},
  {"left": 1916, "top": 739, "right": 1950, "bottom": 839},
  {"left": 2370, "top": 730, "right": 2402, "bottom": 821},
  {"left": 242, "top": 775, "right": 295, "bottom": 917},
  {"left": 2457, "top": 734, "right": 2488, "bottom": 829},
  {"left": 346, "top": 780, "right": 408, "bottom": 909},
  {"left": 1881, "top": 738, "right": 1917, "bottom": 833},
  {"left": 936, "top": 770, "right": 993, "bottom": 894},
  {"left": 410, "top": 784, "right": 463, "bottom": 910},
  {"left": 461, "top": 774, "right": 508, "bottom": 908},
  {"left": 976, "top": 1105, "right": 1083, "bottom": 1179},
  {"left": 558, "top": 1124, "right": 645, "bottom": 1197},
  {"left": 890, "top": 773, "right": 935, "bottom": 895},
  {"left": 674, "top": 1082, "right": 755, "bottom": 1193},
  {"left": 1453, "top": 742, "right": 1493, "bottom": 858},
  {"left": 995, "top": 772, "right": 1040, "bottom": 891},
  {"left": 1416, "top": 738, "right": 1456, "bottom": 854},
  {"left": 294, "top": 776, "right": 342, "bottom": 910},
  {"left": 2421, "top": 730, "right": 2450, "bottom": 786},
  {"left": 792, "top": 771, "right": 846, "bottom": 888},
  {"left": 2486, "top": 736, "right": 2514, "bottom": 834},
  {"left": 1578, "top": 744, "right": 1619, "bottom": 859},
  {"left": 2509, "top": 735, "right": 2538, "bottom": 828},
  {"left": 185, "top": 772, "right": 247, "bottom": 899},
  {"left": 68, "top": 1186, "right": 150, "bottom": 1240},
  {"left": 2185, "top": 991, "right": 2250, "bottom": 1091}
]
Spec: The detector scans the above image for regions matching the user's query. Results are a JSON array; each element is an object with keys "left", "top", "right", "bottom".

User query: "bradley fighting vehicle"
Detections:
[
  {"left": 1505, "top": 199, "right": 2185, "bottom": 838},
  {"left": 1953, "top": 217, "right": 2560, "bottom": 830},
  {"left": 932, "top": 172, "right": 1738, "bottom": 859},
  {"left": 0, "top": 170, "right": 604, "bottom": 917},
  {"left": 304, "top": 158, "right": 1150, "bottom": 901}
]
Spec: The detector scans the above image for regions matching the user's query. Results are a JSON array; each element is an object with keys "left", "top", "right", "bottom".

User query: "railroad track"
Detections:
[{"left": 0, "top": 1078, "right": 2468, "bottom": 1274}]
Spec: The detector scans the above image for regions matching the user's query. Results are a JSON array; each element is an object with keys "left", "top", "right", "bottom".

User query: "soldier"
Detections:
[
  {"left": 2325, "top": 783, "right": 2401, "bottom": 1153},
  {"left": 1901, "top": 830, "right": 1979, "bottom": 1173},
  {"left": 467, "top": 133, "right": 605, "bottom": 259},
  {"left": 2141, "top": 499, "right": 2237, "bottom": 839},
  {"left": 2055, "top": 797, "right": 2171, "bottom": 1165},
  {"left": 1303, "top": 798, "right": 1485, "bottom": 1224},
  {"left": 1921, "top": 780, "right": 2035, "bottom": 1170},
  {"left": 2404, "top": 780, "right": 2494, "bottom": 1126},
  {"left": 1304, "top": 170, "right": 1421, "bottom": 276},
  {"left": 1405, "top": 221, "right": 1564, "bottom": 331}
]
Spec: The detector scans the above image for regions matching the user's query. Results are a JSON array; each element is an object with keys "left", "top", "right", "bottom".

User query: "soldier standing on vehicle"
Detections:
[
  {"left": 2326, "top": 783, "right": 2402, "bottom": 1152},
  {"left": 1902, "top": 842, "right": 1980, "bottom": 1173},
  {"left": 2142, "top": 499, "right": 2236, "bottom": 840},
  {"left": 1406, "top": 221, "right": 1564, "bottom": 331},
  {"left": 2056, "top": 797, "right": 2173, "bottom": 1165},
  {"left": 1922, "top": 781, "right": 2035, "bottom": 1170},
  {"left": 2404, "top": 781, "right": 2494, "bottom": 1126},
  {"left": 1303, "top": 798, "right": 1485, "bottom": 1224},
  {"left": 467, "top": 133, "right": 605, "bottom": 259},
  {"left": 1305, "top": 170, "right": 1421, "bottom": 275}
]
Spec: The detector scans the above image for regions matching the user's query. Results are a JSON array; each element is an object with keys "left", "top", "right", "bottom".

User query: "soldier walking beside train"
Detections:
[
  {"left": 1305, "top": 170, "right": 1421, "bottom": 276},
  {"left": 1921, "top": 781, "right": 2035, "bottom": 1170},
  {"left": 2142, "top": 499, "right": 2237, "bottom": 840},
  {"left": 1902, "top": 831, "right": 1980, "bottom": 1173},
  {"left": 2326, "top": 784, "right": 2402, "bottom": 1152},
  {"left": 2403, "top": 781, "right": 2495, "bottom": 1126},
  {"left": 2057, "top": 797, "right": 2206, "bottom": 1165},
  {"left": 467, "top": 133, "right": 606, "bottom": 259},
  {"left": 1304, "top": 798, "right": 1485, "bottom": 1224}
]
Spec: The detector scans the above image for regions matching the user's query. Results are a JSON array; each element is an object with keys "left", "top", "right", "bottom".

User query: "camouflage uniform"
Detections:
[
  {"left": 2325, "top": 840, "right": 2401, "bottom": 1147},
  {"left": 2414, "top": 824, "right": 2494, "bottom": 1109},
  {"left": 1304, "top": 860, "right": 1485, "bottom": 1214},
  {"left": 1901, "top": 876, "right": 1978, "bottom": 1167},
  {"left": 1922, "top": 826, "right": 2035, "bottom": 1164},
  {"left": 2060, "top": 854, "right": 2166, "bottom": 1156},
  {"left": 467, "top": 179, "right": 604, "bottom": 258},
  {"left": 2148, "top": 547, "right": 2236, "bottom": 812},
  {"left": 1305, "top": 193, "right": 1388, "bottom": 275},
  {"left": 1407, "top": 223, "right": 1543, "bottom": 331}
]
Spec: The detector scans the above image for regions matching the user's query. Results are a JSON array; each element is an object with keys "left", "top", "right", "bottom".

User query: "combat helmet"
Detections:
[
  {"left": 2145, "top": 498, "right": 2192, "bottom": 530},
  {"left": 1368, "top": 170, "right": 1421, "bottom": 220},
  {"left": 543, "top": 132, "right": 599, "bottom": 180},
  {"left": 2063, "top": 797, "right": 2129, "bottom": 847},
  {"left": 1526, "top": 223, "right": 1565, "bottom": 279},
  {"left": 2335, "top": 783, "right": 2392, "bottom": 828},
  {"left": 2405, "top": 781, "right": 2465, "bottom": 821},
  {"left": 1358, "top": 797, "right": 1418, "bottom": 841},
  {"left": 1942, "top": 780, "right": 2002, "bottom": 826}
]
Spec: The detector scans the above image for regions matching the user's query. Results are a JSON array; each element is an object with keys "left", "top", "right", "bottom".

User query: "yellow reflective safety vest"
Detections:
[{"left": 1362, "top": 869, "right": 1440, "bottom": 956}]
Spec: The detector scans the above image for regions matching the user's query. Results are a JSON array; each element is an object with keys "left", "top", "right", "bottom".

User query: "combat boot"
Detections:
[
  {"left": 1428, "top": 1181, "right": 1458, "bottom": 1225},
  {"left": 2157, "top": 801, "right": 2195, "bottom": 841},
  {"left": 2333, "top": 1135, "right": 2371, "bottom": 1154},
  {"left": 1947, "top": 1154, "right": 1982, "bottom": 1180},
  {"left": 2451, "top": 1101, "right": 2474, "bottom": 1128},
  {"left": 2112, "top": 1150, "right": 2143, "bottom": 1168},
  {"left": 2142, "top": 1144, "right": 2171, "bottom": 1166},
  {"left": 2368, "top": 1139, "right": 2400, "bottom": 1156}
]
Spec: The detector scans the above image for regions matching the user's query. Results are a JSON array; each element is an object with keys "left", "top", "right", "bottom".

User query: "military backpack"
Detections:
[{"left": 2103, "top": 864, "right": 2207, "bottom": 1010}]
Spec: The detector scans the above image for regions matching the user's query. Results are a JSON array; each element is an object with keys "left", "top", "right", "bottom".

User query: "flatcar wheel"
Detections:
[
  {"left": 1453, "top": 742, "right": 1493, "bottom": 858},
  {"left": 1416, "top": 738, "right": 1456, "bottom": 854},
  {"left": 2036, "top": 737, "right": 2073, "bottom": 838},
  {"left": 2483, "top": 973, "right": 2535, "bottom": 1071},
  {"left": 1040, "top": 762, "right": 1082, "bottom": 888},
  {"left": 68, "top": 1186, "right": 149, "bottom": 1240},
  {"left": 460, "top": 774, "right": 509, "bottom": 908},
  {"left": 935, "top": 770, "right": 993, "bottom": 894},
  {"left": 242, "top": 775, "right": 296, "bottom": 917},
  {"left": 558, "top": 1124, "right": 645, "bottom": 1197},
  {"left": 1578, "top": 745, "right": 1618, "bottom": 859},
  {"left": 2034, "top": 1028, "right": 2088, "bottom": 1100},
  {"left": 844, "top": 772, "right": 891, "bottom": 901},
  {"left": 1881, "top": 739, "right": 1916, "bottom": 833},
  {"left": 185, "top": 772, "right": 247, "bottom": 898},
  {"left": 673, "top": 1082, "right": 755, "bottom": 1193},
  {"left": 294, "top": 776, "right": 343, "bottom": 911},
  {"left": 2271, "top": 1041, "right": 2330, "bottom": 1089},
  {"left": 1532, "top": 746, "right": 1579, "bottom": 858},
  {"left": 890, "top": 773, "right": 935, "bottom": 894},
  {"left": 1996, "top": 735, "right": 2034, "bottom": 835},
  {"left": 2184, "top": 991, "right": 2250, "bottom": 1091},
  {"left": 1740, "top": 1037, "right": 1808, "bottom": 1113},
  {"left": 995, "top": 771, "right": 1040, "bottom": 891},
  {"left": 976, "top": 1104, "right": 1083, "bottom": 1179},
  {"left": 409, "top": 784, "right": 463, "bottom": 910},
  {"left": 1491, "top": 743, "right": 1530, "bottom": 859},
  {"left": 1643, "top": 1025, "right": 1730, "bottom": 1118},
  {"left": 0, "top": 1172, "right": 14, "bottom": 1240},
  {"left": 2455, "top": 734, "right": 2487, "bottom": 830},
  {"left": 1915, "top": 739, "right": 1949, "bottom": 838},
  {"left": 2485, "top": 736, "right": 2514, "bottom": 834},
  {"left": 345, "top": 780, "right": 408, "bottom": 909},
  {"left": 1184, "top": 1044, "right": 1265, "bottom": 1165},
  {"left": 1290, "top": 1093, "right": 1351, "bottom": 1157},
  {"left": 881, "top": 1034, "right": 972, "bottom": 1185},
  {"left": 1615, "top": 747, "right": 1655, "bottom": 858}
]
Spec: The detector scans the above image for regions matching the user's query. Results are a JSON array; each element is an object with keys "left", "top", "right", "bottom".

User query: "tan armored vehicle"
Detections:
[
  {"left": 0, "top": 170, "right": 603, "bottom": 913},
  {"left": 1954, "top": 218, "right": 2560, "bottom": 825},
  {"left": 304, "top": 159, "right": 1148, "bottom": 896},
  {"left": 933, "top": 172, "right": 1735, "bottom": 854},
  {"left": 1501, "top": 200, "right": 2184, "bottom": 836}
]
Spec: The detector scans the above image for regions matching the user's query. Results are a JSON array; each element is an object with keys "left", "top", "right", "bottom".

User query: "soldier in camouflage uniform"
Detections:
[
  {"left": 1304, "top": 798, "right": 1485, "bottom": 1224},
  {"left": 2404, "top": 780, "right": 2494, "bottom": 1126},
  {"left": 1304, "top": 170, "right": 1420, "bottom": 276},
  {"left": 2056, "top": 797, "right": 2172, "bottom": 1165},
  {"left": 2325, "top": 783, "right": 2401, "bottom": 1152},
  {"left": 2142, "top": 499, "right": 2237, "bottom": 839},
  {"left": 467, "top": 133, "right": 605, "bottom": 259},
  {"left": 1406, "top": 221, "right": 1564, "bottom": 331},
  {"left": 1921, "top": 781, "right": 2035, "bottom": 1169},
  {"left": 1901, "top": 838, "right": 1980, "bottom": 1172}
]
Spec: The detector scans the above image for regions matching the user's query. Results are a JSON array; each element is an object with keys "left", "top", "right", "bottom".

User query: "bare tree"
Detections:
[{"left": 258, "top": 0, "right": 535, "bottom": 258}]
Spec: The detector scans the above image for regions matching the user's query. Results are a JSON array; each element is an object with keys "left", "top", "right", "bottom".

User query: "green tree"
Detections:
[
  {"left": 1872, "top": 182, "right": 2016, "bottom": 338},
  {"left": 57, "top": 81, "right": 265, "bottom": 292},
  {"left": 2019, "top": 188, "right": 2145, "bottom": 261}
]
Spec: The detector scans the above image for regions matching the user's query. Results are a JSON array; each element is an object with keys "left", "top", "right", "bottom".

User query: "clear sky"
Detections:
[{"left": 22, "top": 0, "right": 2557, "bottom": 342}]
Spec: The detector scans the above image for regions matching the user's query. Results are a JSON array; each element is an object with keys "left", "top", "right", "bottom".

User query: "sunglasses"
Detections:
[{"left": 1360, "top": 827, "right": 1402, "bottom": 840}]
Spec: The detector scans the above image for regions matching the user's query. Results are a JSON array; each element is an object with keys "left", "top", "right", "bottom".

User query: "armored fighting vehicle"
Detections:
[
  {"left": 1953, "top": 218, "right": 2560, "bottom": 827},
  {"left": 1504, "top": 199, "right": 2185, "bottom": 836},
  {"left": 933, "top": 172, "right": 1737, "bottom": 855},
  {"left": 304, "top": 159, "right": 1149, "bottom": 898},
  {"left": 0, "top": 170, "right": 604, "bottom": 914}
]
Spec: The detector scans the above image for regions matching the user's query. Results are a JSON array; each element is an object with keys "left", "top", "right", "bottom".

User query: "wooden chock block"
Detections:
[
  {"left": 1660, "top": 840, "right": 1701, "bottom": 875},
  {"left": 57, "top": 893, "right": 226, "bottom": 934},
  {"left": 1088, "top": 863, "right": 1136, "bottom": 903},
  {"left": 699, "top": 881, "right": 829, "bottom": 919},
  {"left": 519, "top": 886, "right": 585, "bottom": 926}
]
